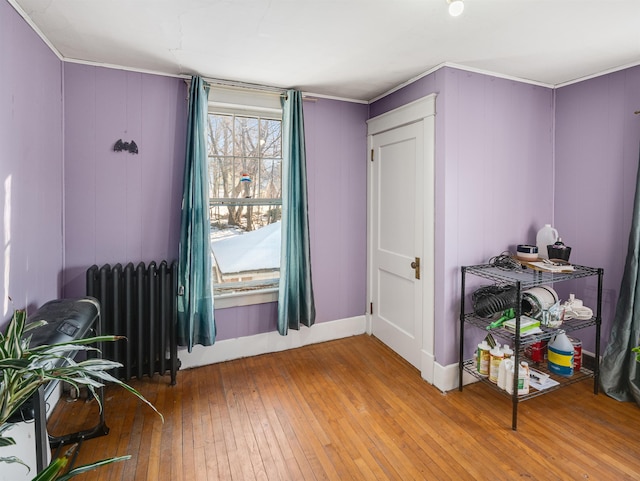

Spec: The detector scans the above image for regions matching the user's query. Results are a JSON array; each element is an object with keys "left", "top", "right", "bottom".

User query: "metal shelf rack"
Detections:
[{"left": 458, "top": 263, "right": 603, "bottom": 430}]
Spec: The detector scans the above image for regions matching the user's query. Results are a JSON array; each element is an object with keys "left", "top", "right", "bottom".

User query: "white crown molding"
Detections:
[
  {"left": 368, "top": 63, "right": 447, "bottom": 104},
  {"left": 7, "top": 0, "right": 63, "bottom": 60},
  {"left": 62, "top": 57, "right": 187, "bottom": 79},
  {"left": 555, "top": 60, "right": 640, "bottom": 88},
  {"left": 300, "top": 91, "right": 368, "bottom": 105},
  {"left": 368, "top": 62, "right": 555, "bottom": 104},
  {"left": 442, "top": 62, "right": 554, "bottom": 88}
]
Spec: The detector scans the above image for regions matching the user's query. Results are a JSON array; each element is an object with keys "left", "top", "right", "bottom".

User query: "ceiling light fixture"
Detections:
[{"left": 447, "top": 0, "right": 464, "bottom": 17}]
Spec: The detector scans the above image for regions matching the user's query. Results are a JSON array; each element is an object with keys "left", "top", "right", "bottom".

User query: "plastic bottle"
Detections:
[
  {"left": 497, "top": 358, "right": 513, "bottom": 390},
  {"left": 477, "top": 340, "right": 490, "bottom": 376},
  {"left": 548, "top": 330, "right": 574, "bottom": 377},
  {"left": 518, "top": 362, "right": 530, "bottom": 395},
  {"left": 505, "top": 361, "right": 515, "bottom": 394},
  {"left": 489, "top": 343, "right": 504, "bottom": 383},
  {"left": 536, "top": 224, "right": 559, "bottom": 259},
  {"left": 502, "top": 344, "right": 513, "bottom": 359}
]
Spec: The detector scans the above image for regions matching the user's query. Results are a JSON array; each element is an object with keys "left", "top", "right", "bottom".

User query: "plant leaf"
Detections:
[
  {"left": 0, "top": 434, "right": 16, "bottom": 447},
  {"left": 31, "top": 456, "right": 67, "bottom": 481},
  {"left": 28, "top": 335, "right": 125, "bottom": 354},
  {"left": 0, "top": 422, "right": 15, "bottom": 435},
  {"left": 56, "top": 455, "right": 131, "bottom": 480},
  {"left": 0, "top": 358, "right": 32, "bottom": 369},
  {"left": 83, "top": 370, "right": 164, "bottom": 421},
  {"left": 23, "top": 319, "right": 48, "bottom": 332},
  {"left": 0, "top": 454, "right": 30, "bottom": 470}
]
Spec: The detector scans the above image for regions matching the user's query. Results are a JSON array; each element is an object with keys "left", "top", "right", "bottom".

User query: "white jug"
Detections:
[
  {"left": 536, "top": 224, "right": 559, "bottom": 259},
  {"left": 497, "top": 358, "right": 513, "bottom": 390},
  {"left": 548, "top": 330, "right": 574, "bottom": 377}
]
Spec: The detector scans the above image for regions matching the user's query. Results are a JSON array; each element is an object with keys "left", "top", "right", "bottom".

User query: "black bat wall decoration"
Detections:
[{"left": 113, "top": 139, "right": 139, "bottom": 154}]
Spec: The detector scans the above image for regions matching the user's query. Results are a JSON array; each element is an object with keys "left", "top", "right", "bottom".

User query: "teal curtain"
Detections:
[
  {"left": 601, "top": 151, "right": 640, "bottom": 404},
  {"left": 177, "top": 76, "right": 216, "bottom": 351},
  {"left": 278, "top": 90, "right": 316, "bottom": 335}
]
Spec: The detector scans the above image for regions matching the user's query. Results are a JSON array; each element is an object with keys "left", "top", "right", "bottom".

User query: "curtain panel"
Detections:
[
  {"left": 601, "top": 149, "right": 640, "bottom": 404},
  {"left": 177, "top": 76, "right": 216, "bottom": 351},
  {"left": 278, "top": 90, "right": 316, "bottom": 335}
]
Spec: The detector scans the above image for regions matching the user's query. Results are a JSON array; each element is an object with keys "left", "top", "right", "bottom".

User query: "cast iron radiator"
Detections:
[{"left": 86, "top": 261, "right": 180, "bottom": 385}]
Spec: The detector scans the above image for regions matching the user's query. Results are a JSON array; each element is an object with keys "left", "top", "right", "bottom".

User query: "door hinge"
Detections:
[
  {"left": 370, "top": 149, "right": 374, "bottom": 162},
  {"left": 370, "top": 302, "right": 373, "bottom": 315}
]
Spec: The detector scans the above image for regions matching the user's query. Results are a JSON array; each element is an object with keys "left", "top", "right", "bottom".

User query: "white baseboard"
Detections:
[
  {"left": 420, "top": 349, "right": 435, "bottom": 384},
  {"left": 434, "top": 362, "right": 457, "bottom": 392},
  {"left": 178, "top": 315, "right": 367, "bottom": 369},
  {"left": 420, "top": 355, "right": 477, "bottom": 392},
  {"left": 431, "top": 361, "right": 479, "bottom": 392}
]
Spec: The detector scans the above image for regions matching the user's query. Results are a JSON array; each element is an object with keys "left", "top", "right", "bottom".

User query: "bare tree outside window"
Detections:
[{"left": 208, "top": 112, "right": 282, "bottom": 293}]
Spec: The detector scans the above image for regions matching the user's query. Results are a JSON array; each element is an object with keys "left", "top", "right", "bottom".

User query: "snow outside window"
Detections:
[{"left": 207, "top": 107, "right": 282, "bottom": 306}]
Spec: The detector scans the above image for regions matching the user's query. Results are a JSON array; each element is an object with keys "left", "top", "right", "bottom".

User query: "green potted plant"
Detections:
[{"left": 0, "top": 308, "right": 163, "bottom": 480}]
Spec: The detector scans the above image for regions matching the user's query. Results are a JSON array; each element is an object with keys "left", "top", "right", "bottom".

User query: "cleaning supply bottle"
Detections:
[
  {"left": 505, "top": 361, "right": 515, "bottom": 394},
  {"left": 536, "top": 224, "right": 559, "bottom": 259},
  {"left": 497, "top": 358, "right": 513, "bottom": 391},
  {"left": 518, "top": 362, "right": 530, "bottom": 395},
  {"left": 502, "top": 344, "right": 513, "bottom": 359},
  {"left": 477, "top": 340, "right": 490, "bottom": 376},
  {"left": 548, "top": 330, "right": 574, "bottom": 377},
  {"left": 489, "top": 343, "right": 503, "bottom": 383}
]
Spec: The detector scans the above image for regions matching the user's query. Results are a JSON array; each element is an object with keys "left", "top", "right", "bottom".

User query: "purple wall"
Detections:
[
  {"left": 0, "top": 1, "right": 63, "bottom": 327},
  {"left": 555, "top": 66, "right": 640, "bottom": 350},
  {"left": 62, "top": 64, "right": 187, "bottom": 297},
  {"left": 370, "top": 67, "right": 555, "bottom": 366},
  {"left": 215, "top": 302, "right": 279, "bottom": 339},
  {"left": 305, "top": 98, "right": 369, "bottom": 323},
  {"left": 62, "top": 63, "right": 369, "bottom": 341}
]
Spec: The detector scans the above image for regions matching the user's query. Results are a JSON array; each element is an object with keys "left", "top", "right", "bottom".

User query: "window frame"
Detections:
[{"left": 207, "top": 88, "right": 283, "bottom": 309}]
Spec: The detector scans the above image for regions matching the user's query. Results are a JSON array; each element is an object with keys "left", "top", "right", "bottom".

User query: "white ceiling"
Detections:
[{"left": 11, "top": 0, "right": 640, "bottom": 102}]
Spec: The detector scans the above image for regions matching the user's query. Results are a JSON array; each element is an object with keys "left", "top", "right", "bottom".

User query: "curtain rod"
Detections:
[
  {"left": 201, "top": 76, "right": 287, "bottom": 95},
  {"left": 184, "top": 76, "right": 317, "bottom": 101}
]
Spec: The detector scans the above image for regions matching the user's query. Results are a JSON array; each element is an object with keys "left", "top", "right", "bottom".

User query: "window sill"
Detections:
[{"left": 214, "top": 288, "right": 279, "bottom": 309}]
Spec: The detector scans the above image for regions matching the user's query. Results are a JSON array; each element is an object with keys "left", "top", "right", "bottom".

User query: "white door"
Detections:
[
  {"left": 371, "top": 122, "right": 424, "bottom": 369},
  {"left": 368, "top": 95, "right": 435, "bottom": 376}
]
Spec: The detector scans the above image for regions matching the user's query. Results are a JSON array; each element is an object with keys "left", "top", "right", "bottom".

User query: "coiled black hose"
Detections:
[{"left": 472, "top": 285, "right": 517, "bottom": 318}]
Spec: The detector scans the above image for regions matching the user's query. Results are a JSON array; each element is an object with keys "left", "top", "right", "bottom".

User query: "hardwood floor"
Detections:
[{"left": 47, "top": 334, "right": 640, "bottom": 480}]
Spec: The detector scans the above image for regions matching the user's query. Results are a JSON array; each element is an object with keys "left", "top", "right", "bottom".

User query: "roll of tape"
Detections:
[{"left": 517, "top": 244, "right": 538, "bottom": 254}]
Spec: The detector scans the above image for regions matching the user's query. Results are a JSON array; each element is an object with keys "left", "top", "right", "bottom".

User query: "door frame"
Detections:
[{"left": 366, "top": 94, "right": 436, "bottom": 384}]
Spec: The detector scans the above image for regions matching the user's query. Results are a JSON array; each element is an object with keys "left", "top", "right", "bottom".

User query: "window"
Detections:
[{"left": 207, "top": 107, "right": 282, "bottom": 302}]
